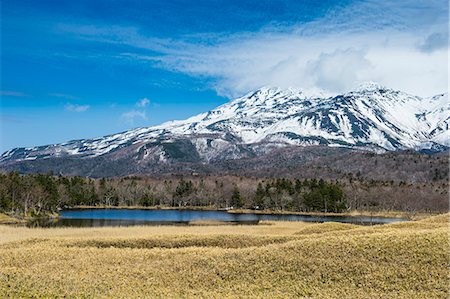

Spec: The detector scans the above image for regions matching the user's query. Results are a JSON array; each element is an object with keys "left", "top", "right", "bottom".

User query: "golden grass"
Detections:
[
  {"left": 294, "top": 221, "right": 358, "bottom": 235},
  {"left": 0, "top": 215, "right": 448, "bottom": 298},
  {"left": 0, "top": 213, "right": 21, "bottom": 224},
  {"left": 188, "top": 219, "right": 242, "bottom": 226}
]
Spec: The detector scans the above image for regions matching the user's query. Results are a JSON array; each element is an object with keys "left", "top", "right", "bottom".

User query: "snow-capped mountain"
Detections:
[{"left": 1, "top": 83, "right": 449, "bottom": 167}]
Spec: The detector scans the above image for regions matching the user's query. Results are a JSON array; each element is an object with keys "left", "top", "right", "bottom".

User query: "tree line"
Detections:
[{"left": 0, "top": 172, "right": 347, "bottom": 216}]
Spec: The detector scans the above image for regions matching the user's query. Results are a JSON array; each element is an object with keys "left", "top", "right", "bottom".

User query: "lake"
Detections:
[{"left": 27, "top": 208, "right": 408, "bottom": 227}]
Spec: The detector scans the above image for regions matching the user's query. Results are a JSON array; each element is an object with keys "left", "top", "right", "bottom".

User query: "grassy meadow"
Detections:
[{"left": 0, "top": 214, "right": 448, "bottom": 298}]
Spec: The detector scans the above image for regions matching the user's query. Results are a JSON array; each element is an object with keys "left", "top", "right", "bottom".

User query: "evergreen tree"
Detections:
[
  {"left": 253, "top": 182, "right": 265, "bottom": 209},
  {"left": 230, "top": 186, "right": 244, "bottom": 208}
]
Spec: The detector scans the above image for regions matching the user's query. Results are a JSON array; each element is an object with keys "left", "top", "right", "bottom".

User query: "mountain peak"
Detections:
[
  {"left": 355, "top": 81, "right": 387, "bottom": 91},
  {"left": 1, "top": 85, "right": 449, "bottom": 167},
  {"left": 248, "top": 85, "right": 329, "bottom": 100}
]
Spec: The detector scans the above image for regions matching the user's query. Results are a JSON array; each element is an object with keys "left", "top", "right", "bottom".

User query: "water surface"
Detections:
[{"left": 27, "top": 208, "right": 408, "bottom": 227}]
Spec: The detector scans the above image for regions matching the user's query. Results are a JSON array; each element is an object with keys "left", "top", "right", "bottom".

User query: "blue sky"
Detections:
[{"left": 1, "top": 0, "right": 448, "bottom": 151}]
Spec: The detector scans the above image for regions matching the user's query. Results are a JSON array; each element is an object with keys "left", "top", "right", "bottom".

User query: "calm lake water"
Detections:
[{"left": 27, "top": 209, "right": 408, "bottom": 227}]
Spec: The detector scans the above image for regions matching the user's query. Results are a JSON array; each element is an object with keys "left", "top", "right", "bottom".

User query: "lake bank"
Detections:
[
  {"left": 1, "top": 206, "right": 437, "bottom": 227},
  {"left": 0, "top": 213, "right": 24, "bottom": 225},
  {"left": 21, "top": 208, "right": 410, "bottom": 227}
]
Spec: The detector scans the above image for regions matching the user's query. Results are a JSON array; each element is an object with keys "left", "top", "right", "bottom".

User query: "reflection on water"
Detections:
[{"left": 27, "top": 209, "right": 408, "bottom": 227}]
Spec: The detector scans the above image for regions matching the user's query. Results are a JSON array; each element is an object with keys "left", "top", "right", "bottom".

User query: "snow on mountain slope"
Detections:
[
  {"left": 1, "top": 83, "right": 448, "bottom": 163},
  {"left": 420, "top": 93, "right": 450, "bottom": 146}
]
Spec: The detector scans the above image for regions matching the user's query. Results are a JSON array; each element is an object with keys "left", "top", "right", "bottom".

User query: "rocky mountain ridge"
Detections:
[{"left": 1, "top": 83, "right": 448, "bottom": 176}]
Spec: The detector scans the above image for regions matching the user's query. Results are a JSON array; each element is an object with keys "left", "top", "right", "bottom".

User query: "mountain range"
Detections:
[{"left": 1, "top": 82, "right": 448, "bottom": 177}]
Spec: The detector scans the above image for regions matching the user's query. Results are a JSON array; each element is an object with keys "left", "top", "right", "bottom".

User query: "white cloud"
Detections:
[
  {"left": 49, "top": 93, "right": 80, "bottom": 100},
  {"left": 303, "top": 48, "right": 373, "bottom": 94},
  {"left": 121, "top": 110, "right": 147, "bottom": 124},
  {"left": 65, "top": 103, "right": 90, "bottom": 112},
  {"left": 57, "top": 0, "right": 448, "bottom": 98},
  {"left": 153, "top": 31, "right": 447, "bottom": 97},
  {"left": 120, "top": 98, "right": 151, "bottom": 125},
  {"left": 418, "top": 32, "right": 448, "bottom": 53},
  {"left": 136, "top": 98, "right": 150, "bottom": 107}
]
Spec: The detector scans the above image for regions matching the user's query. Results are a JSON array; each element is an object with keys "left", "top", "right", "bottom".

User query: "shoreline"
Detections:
[
  {"left": 69, "top": 205, "right": 435, "bottom": 220},
  {"left": 1, "top": 206, "right": 438, "bottom": 225}
]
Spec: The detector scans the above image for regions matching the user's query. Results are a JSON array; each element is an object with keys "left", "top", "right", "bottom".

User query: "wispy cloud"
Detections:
[
  {"left": 121, "top": 109, "right": 147, "bottom": 124},
  {"left": 55, "top": 0, "right": 448, "bottom": 97},
  {"left": 65, "top": 103, "right": 90, "bottom": 112},
  {"left": 0, "top": 90, "right": 29, "bottom": 97},
  {"left": 136, "top": 98, "right": 150, "bottom": 107},
  {"left": 418, "top": 32, "right": 448, "bottom": 53},
  {"left": 152, "top": 31, "right": 447, "bottom": 97},
  {"left": 0, "top": 115, "right": 28, "bottom": 124},
  {"left": 49, "top": 93, "right": 80, "bottom": 100},
  {"left": 120, "top": 98, "right": 151, "bottom": 124}
]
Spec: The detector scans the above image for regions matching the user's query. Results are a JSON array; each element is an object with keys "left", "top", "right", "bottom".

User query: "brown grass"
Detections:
[
  {"left": 0, "top": 213, "right": 22, "bottom": 224},
  {"left": 0, "top": 214, "right": 448, "bottom": 298},
  {"left": 294, "top": 221, "right": 358, "bottom": 235}
]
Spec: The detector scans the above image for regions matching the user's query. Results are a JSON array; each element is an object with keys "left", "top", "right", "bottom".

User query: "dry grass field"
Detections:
[
  {"left": 0, "top": 214, "right": 448, "bottom": 298},
  {"left": 0, "top": 213, "right": 21, "bottom": 225}
]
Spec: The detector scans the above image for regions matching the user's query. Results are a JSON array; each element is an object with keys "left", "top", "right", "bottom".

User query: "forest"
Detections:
[
  {"left": 0, "top": 172, "right": 346, "bottom": 216},
  {"left": 0, "top": 171, "right": 447, "bottom": 217}
]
